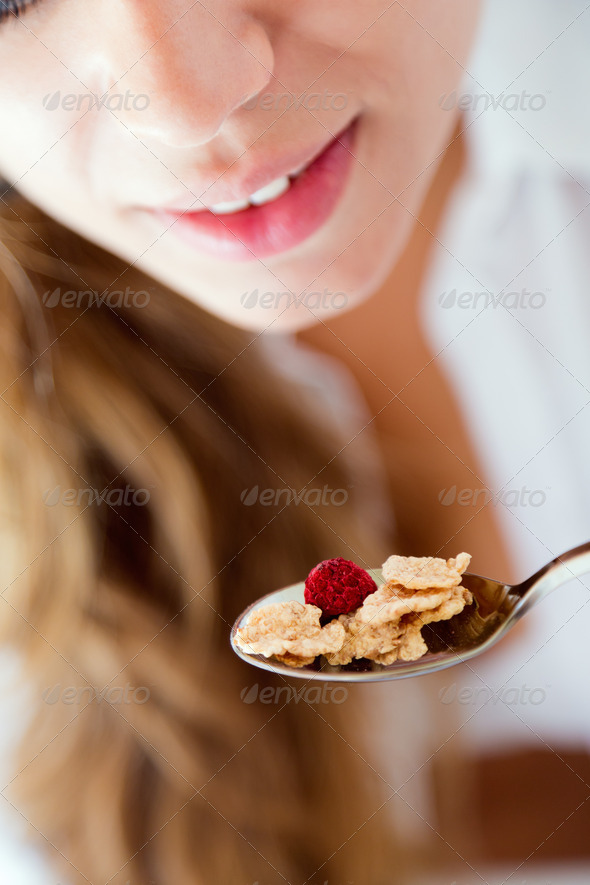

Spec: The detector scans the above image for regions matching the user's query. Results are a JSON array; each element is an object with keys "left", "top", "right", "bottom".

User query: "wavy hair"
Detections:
[{"left": 0, "top": 191, "right": 408, "bottom": 884}]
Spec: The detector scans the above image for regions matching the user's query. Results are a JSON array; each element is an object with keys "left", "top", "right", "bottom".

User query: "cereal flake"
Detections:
[
  {"left": 235, "top": 600, "right": 345, "bottom": 666},
  {"left": 381, "top": 552, "right": 471, "bottom": 590}
]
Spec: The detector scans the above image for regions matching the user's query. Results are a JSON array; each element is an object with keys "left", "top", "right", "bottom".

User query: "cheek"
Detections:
[
  {"left": 0, "top": 40, "right": 83, "bottom": 196},
  {"left": 405, "top": 0, "right": 483, "bottom": 64},
  {"left": 290, "top": 0, "right": 481, "bottom": 214}
]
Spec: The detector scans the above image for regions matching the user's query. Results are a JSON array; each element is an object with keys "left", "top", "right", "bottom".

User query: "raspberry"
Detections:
[{"left": 304, "top": 557, "right": 378, "bottom": 617}]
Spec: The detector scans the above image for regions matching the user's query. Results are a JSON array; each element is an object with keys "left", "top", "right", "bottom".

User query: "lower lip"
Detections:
[{"left": 155, "top": 123, "right": 356, "bottom": 262}]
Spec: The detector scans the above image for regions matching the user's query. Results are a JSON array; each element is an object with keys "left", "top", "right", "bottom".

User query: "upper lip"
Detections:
[{"left": 150, "top": 120, "right": 355, "bottom": 213}]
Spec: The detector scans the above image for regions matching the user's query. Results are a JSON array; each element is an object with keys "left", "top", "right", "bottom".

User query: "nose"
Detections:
[{"left": 90, "top": 0, "right": 274, "bottom": 148}]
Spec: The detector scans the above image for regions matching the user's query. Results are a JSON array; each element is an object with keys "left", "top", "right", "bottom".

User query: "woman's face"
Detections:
[{"left": 0, "top": 0, "right": 480, "bottom": 330}]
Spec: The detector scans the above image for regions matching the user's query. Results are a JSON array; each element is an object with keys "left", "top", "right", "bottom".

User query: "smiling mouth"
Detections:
[{"left": 154, "top": 120, "right": 358, "bottom": 262}]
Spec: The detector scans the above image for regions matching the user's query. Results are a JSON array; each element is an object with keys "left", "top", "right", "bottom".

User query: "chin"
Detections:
[
  {"left": 235, "top": 227, "right": 407, "bottom": 332},
  {"left": 198, "top": 248, "right": 396, "bottom": 333}
]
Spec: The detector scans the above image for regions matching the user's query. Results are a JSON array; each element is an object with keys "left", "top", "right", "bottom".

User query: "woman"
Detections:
[
  {"left": 0, "top": 1, "right": 486, "bottom": 882},
  {"left": 1, "top": 0, "right": 588, "bottom": 883}
]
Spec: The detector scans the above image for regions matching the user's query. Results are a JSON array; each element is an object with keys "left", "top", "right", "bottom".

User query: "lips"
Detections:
[{"left": 155, "top": 122, "right": 356, "bottom": 261}]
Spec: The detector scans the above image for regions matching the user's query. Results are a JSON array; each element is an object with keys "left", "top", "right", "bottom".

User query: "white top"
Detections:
[
  {"left": 421, "top": 0, "right": 590, "bottom": 751},
  {"left": 0, "top": 652, "right": 53, "bottom": 885}
]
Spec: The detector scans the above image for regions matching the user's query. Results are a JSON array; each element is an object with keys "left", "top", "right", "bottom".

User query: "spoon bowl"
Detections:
[{"left": 230, "top": 541, "right": 590, "bottom": 682}]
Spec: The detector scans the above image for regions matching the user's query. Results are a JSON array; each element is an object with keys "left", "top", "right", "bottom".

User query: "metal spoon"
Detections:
[{"left": 230, "top": 541, "right": 590, "bottom": 682}]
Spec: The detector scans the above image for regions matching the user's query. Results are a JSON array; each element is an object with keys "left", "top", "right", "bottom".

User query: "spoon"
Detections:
[{"left": 230, "top": 541, "right": 590, "bottom": 682}]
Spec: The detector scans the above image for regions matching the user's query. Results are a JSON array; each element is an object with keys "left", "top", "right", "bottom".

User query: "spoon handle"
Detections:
[{"left": 514, "top": 540, "right": 590, "bottom": 611}]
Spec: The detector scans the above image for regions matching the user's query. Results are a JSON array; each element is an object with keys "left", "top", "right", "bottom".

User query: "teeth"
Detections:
[
  {"left": 248, "top": 175, "right": 290, "bottom": 206},
  {"left": 209, "top": 198, "right": 251, "bottom": 215},
  {"left": 208, "top": 174, "right": 291, "bottom": 215}
]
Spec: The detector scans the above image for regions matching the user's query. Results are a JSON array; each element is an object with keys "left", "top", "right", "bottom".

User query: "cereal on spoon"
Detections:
[{"left": 234, "top": 553, "right": 473, "bottom": 668}]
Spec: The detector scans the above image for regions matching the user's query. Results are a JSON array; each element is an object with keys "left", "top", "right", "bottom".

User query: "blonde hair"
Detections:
[{"left": 0, "top": 192, "right": 406, "bottom": 884}]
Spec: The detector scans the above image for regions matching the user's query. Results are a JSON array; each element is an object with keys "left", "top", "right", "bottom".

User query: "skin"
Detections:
[
  {"left": 0, "top": 0, "right": 482, "bottom": 330},
  {"left": 1, "top": 0, "right": 520, "bottom": 642}
]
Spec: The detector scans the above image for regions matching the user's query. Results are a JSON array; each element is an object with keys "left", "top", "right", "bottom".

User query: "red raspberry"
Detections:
[{"left": 304, "top": 557, "right": 377, "bottom": 617}]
